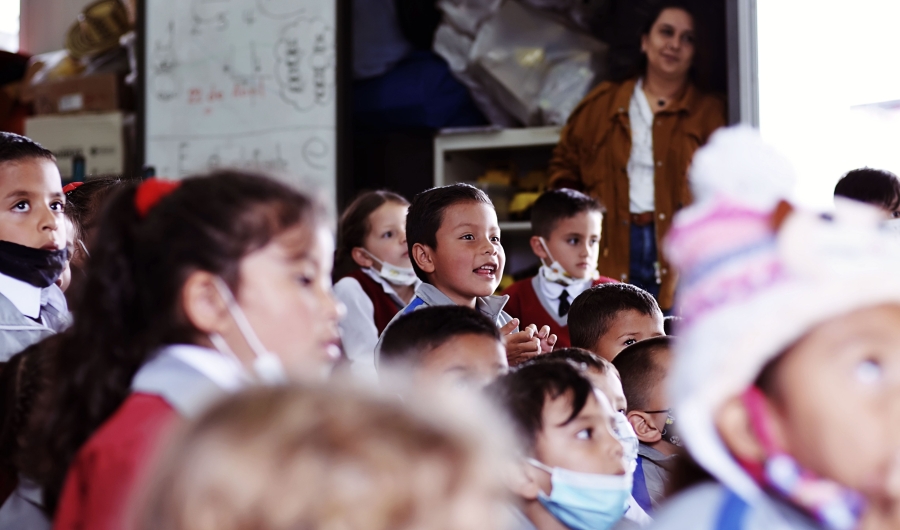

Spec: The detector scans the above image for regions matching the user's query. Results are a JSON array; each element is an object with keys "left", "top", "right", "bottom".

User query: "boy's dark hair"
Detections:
[
  {"left": 333, "top": 190, "right": 409, "bottom": 282},
  {"left": 25, "top": 170, "right": 326, "bottom": 515},
  {"left": 486, "top": 362, "right": 595, "bottom": 452},
  {"left": 531, "top": 189, "right": 603, "bottom": 239},
  {"left": 406, "top": 184, "right": 492, "bottom": 282},
  {"left": 568, "top": 283, "right": 661, "bottom": 351},
  {"left": 663, "top": 315, "right": 681, "bottom": 336},
  {"left": 612, "top": 336, "right": 673, "bottom": 412},
  {"left": 0, "top": 132, "right": 55, "bottom": 164},
  {"left": 834, "top": 167, "right": 900, "bottom": 212},
  {"left": 380, "top": 305, "right": 501, "bottom": 367},
  {"left": 521, "top": 347, "right": 612, "bottom": 375}
]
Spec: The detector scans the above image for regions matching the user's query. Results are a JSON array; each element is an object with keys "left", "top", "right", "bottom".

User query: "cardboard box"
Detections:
[
  {"left": 27, "top": 73, "right": 130, "bottom": 115},
  {"left": 25, "top": 112, "right": 125, "bottom": 178}
]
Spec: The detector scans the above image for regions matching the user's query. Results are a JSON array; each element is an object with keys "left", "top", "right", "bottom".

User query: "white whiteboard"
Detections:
[{"left": 143, "top": 0, "right": 336, "bottom": 201}]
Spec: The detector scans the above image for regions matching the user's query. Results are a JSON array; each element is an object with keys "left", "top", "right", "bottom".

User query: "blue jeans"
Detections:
[{"left": 629, "top": 223, "right": 660, "bottom": 301}]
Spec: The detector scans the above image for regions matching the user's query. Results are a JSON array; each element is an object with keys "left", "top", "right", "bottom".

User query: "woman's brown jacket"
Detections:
[{"left": 549, "top": 78, "right": 726, "bottom": 310}]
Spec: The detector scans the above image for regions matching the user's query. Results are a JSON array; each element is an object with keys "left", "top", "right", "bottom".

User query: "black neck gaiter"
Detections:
[{"left": 0, "top": 240, "right": 69, "bottom": 288}]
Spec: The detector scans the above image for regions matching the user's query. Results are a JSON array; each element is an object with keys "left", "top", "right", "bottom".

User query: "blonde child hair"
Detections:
[{"left": 135, "top": 384, "right": 512, "bottom": 530}]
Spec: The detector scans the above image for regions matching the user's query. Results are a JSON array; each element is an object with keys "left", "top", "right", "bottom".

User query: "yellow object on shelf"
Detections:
[
  {"left": 477, "top": 167, "right": 515, "bottom": 186},
  {"left": 509, "top": 192, "right": 541, "bottom": 215}
]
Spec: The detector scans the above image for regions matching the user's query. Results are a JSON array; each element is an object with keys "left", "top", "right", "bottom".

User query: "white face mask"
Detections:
[
  {"left": 613, "top": 411, "right": 639, "bottom": 474},
  {"left": 538, "top": 238, "right": 598, "bottom": 286},
  {"left": 210, "top": 277, "right": 289, "bottom": 385},
  {"left": 361, "top": 249, "right": 418, "bottom": 286}
]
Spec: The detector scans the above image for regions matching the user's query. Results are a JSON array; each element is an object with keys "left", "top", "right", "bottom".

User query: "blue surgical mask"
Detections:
[
  {"left": 613, "top": 412, "right": 639, "bottom": 472},
  {"left": 527, "top": 459, "right": 631, "bottom": 530}
]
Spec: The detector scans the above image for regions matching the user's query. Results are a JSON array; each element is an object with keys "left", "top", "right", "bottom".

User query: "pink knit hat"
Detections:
[{"left": 666, "top": 126, "right": 900, "bottom": 503}]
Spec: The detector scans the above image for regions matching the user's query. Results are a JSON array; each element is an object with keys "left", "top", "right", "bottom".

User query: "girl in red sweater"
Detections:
[
  {"left": 23, "top": 171, "right": 343, "bottom": 530},
  {"left": 333, "top": 191, "right": 419, "bottom": 382}
]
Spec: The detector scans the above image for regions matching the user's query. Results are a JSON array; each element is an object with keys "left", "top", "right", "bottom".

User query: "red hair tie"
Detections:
[
  {"left": 63, "top": 182, "right": 84, "bottom": 194},
  {"left": 135, "top": 178, "right": 181, "bottom": 219}
]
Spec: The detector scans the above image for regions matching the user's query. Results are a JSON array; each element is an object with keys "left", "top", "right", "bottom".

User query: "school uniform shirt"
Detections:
[
  {"left": 633, "top": 444, "right": 679, "bottom": 513},
  {"left": 502, "top": 274, "right": 617, "bottom": 349},
  {"left": 373, "top": 282, "right": 515, "bottom": 366},
  {"left": 334, "top": 268, "right": 420, "bottom": 382},
  {"left": 0, "top": 272, "right": 70, "bottom": 361},
  {"left": 53, "top": 345, "right": 249, "bottom": 530},
  {"left": 646, "top": 482, "right": 823, "bottom": 530}
]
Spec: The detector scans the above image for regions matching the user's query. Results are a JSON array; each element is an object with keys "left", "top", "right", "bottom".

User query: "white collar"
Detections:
[
  {"left": 537, "top": 270, "right": 593, "bottom": 302},
  {"left": 0, "top": 271, "right": 42, "bottom": 319},
  {"left": 361, "top": 267, "right": 420, "bottom": 306},
  {"left": 162, "top": 344, "right": 251, "bottom": 393}
]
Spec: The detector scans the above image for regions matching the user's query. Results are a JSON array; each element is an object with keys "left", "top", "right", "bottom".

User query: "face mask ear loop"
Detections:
[
  {"left": 211, "top": 276, "right": 271, "bottom": 360},
  {"left": 359, "top": 248, "right": 383, "bottom": 269},
  {"left": 538, "top": 237, "right": 556, "bottom": 268},
  {"left": 739, "top": 386, "right": 780, "bottom": 481}
]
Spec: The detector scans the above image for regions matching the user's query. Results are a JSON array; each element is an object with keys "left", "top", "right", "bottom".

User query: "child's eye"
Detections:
[
  {"left": 461, "top": 234, "right": 475, "bottom": 240},
  {"left": 590, "top": 238, "right": 600, "bottom": 246},
  {"left": 295, "top": 275, "right": 314, "bottom": 287},
  {"left": 576, "top": 428, "right": 592, "bottom": 440},
  {"left": 381, "top": 230, "right": 393, "bottom": 239},
  {"left": 892, "top": 211, "right": 900, "bottom": 219},
  {"left": 567, "top": 238, "right": 579, "bottom": 246},
  {"left": 51, "top": 201, "right": 65, "bottom": 212},
  {"left": 624, "top": 338, "right": 637, "bottom": 346},
  {"left": 856, "top": 359, "right": 883, "bottom": 384},
  {"left": 490, "top": 236, "right": 501, "bottom": 243},
  {"left": 13, "top": 201, "right": 29, "bottom": 212}
]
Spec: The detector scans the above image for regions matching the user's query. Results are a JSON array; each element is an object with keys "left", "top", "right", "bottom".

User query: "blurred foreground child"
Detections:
[
  {"left": 26, "top": 172, "right": 343, "bottom": 530},
  {"left": 136, "top": 385, "right": 513, "bottom": 530},
  {"left": 650, "top": 127, "right": 900, "bottom": 530}
]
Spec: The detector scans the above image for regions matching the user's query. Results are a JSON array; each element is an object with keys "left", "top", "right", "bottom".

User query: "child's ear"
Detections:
[
  {"left": 182, "top": 270, "right": 231, "bottom": 335},
  {"left": 411, "top": 243, "right": 436, "bottom": 275},
  {"left": 715, "top": 395, "right": 768, "bottom": 464},
  {"left": 507, "top": 459, "right": 542, "bottom": 501},
  {"left": 529, "top": 236, "right": 550, "bottom": 262},
  {"left": 628, "top": 411, "right": 662, "bottom": 444},
  {"left": 350, "top": 247, "right": 374, "bottom": 269}
]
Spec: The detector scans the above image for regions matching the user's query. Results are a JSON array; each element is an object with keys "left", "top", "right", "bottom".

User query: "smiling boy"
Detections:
[
  {"left": 503, "top": 189, "right": 617, "bottom": 348},
  {"left": 567, "top": 283, "right": 664, "bottom": 361},
  {"left": 0, "top": 133, "right": 70, "bottom": 359},
  {"left": 376, "top": 184, "right": 555, "bottom": 367}
]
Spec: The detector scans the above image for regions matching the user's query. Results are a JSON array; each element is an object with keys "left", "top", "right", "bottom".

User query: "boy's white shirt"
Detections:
[
  {"left": 0, "top": 271, "right": 42, "bottom": 319},
  {"left": 334, "top": 268, "right": 420, "bottom": 383},
  {"left": 535, "top": 272, "right": 594, "bottom": 325}
]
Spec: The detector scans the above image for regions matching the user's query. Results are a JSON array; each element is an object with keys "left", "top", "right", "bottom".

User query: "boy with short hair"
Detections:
[
  {"left": 379, "top": 305, "right": 508, "bottom": 390},
  {"left": 612, "top": 337, "right": 679, "bottom": 513},
  {"left": 486, "top": 361, "right": 637, "bottom": 530},
  {"left": 567, "top": 283, "right": 664, "bottom": 361},
  {"left": 0, "top": 133, "right": 70, "bottom": 360},
  {"left": 377, "top": 183, "right": 555, "bottom": 366},
  {"left": 503, "top": 189, "right": 616, "bottom": 348}
]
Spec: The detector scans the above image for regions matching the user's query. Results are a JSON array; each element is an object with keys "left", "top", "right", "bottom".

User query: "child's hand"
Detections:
[
  {"left": 535, "top": 325, "right": 557, "bottom": 353},
  {"left": 500, "top": 320, "right": 542, "bottom": 367}
]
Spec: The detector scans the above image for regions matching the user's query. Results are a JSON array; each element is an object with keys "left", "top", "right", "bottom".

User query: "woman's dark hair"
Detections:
[
  {"left": 629, "top": 1, "right": 705, "bottom": 86},
  {"left": 834, "top": 168, "right": 900, "bottom": 213},
  {"left": 333, "top": 190, "right": 409, "bottom": 282},
  {"left": 23, "top": 170, "right": 326, "bottom": 515}
]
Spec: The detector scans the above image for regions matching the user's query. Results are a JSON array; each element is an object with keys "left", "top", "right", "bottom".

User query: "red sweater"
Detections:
[
  {"left": 503, "top": 276, "right": 616, "bottom": 349},
  {"left": 53, "top": 393, "right": 179, "bottom": 530},
  {"left": 346, "top": 269, "right": 404, "bottom": 335}
]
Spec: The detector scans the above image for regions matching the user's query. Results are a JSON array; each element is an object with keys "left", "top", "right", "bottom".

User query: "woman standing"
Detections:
[{"left": 549, "top": 2, "right": 726, "bottom": 311}]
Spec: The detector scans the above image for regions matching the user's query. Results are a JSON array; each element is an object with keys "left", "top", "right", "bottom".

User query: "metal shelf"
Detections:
[{"left": 500, "top": 221, "right": 531, "bottom": 231}]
